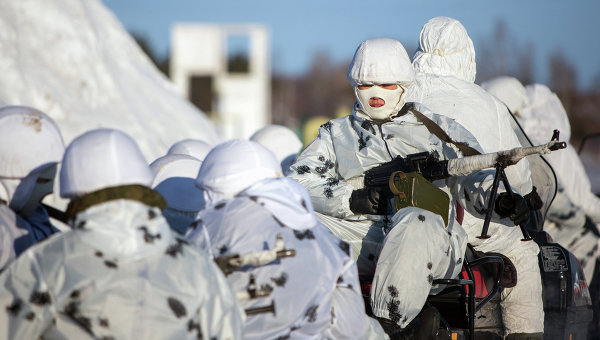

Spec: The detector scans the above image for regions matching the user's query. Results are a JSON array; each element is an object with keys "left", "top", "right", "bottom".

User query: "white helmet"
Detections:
[
  {"left": 0, "top": 106, "right": 64, "bottom": 178},
  {"left": 60, "top": 129, "right": 153, "bottom": 198},
  {"left": 481, "top": 76, "right": 529, "bottom": 116},
  {"left": 196, "top": 139, "right": 282, "bottom": 204},
  {"left": 250, "top": 125, "right": 302, "bottom": 172},
  {"left": 0, "top": 106, "right": 64, "bottom": 213},
  {"left": 167, "top": 139, "right": 212, "bottom": 162},
  {"left": 347, "top": 38, "right": 415, "bottom": 121},
  {"left": 412, "top": 16, "right": 477, "bottom": 83}
]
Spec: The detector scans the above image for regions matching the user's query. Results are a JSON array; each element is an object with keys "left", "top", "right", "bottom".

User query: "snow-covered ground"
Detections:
[{"left": 0, "top": 0, "right": 221, "bottom": 163}]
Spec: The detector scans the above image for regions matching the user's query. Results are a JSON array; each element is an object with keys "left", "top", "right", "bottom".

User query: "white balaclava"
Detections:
[
  {"left": 167, "top": 139, "right": 213, "bottom": 162},
  {"left": 249, "top": 125, "right": 303, "bottom": 172},
  {"left": 480, "top": 76, "right": 530, "bottom": 117},
  {"left": 60, "top": 129, "right": 153, "bottom": 199},
  {"left": 412, "top": 16, "right": 477, "bottom": 83},
  {"left": 347, "top": 38, "right": 415, "bottom": 121},
  {"left": 150, "top": 154, "right": 204, "bottom": 234},
  {"left": 196, "top": 139, "right": 282, "bottom": 205},
  {"left": 0, "top": 106, "right": 65, "bottom": 215}
]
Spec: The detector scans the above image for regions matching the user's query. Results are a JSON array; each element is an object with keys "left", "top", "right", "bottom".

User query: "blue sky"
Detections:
[{"left": 103, "top": 0, "right": 600, "bottom": 90}]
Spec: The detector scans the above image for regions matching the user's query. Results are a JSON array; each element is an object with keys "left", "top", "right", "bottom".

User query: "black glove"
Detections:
[
  {"left": 583, "top": 215, "right": 600, "bottom": 238},
  {"left": 524, "top": 186, "right": 543, "bottom": 211},
  {"left": 495, "top": 192, "right": 530, "bottom": 226},
  {"left": 350, "top": 187, "right": 391, "bottom": 215}
]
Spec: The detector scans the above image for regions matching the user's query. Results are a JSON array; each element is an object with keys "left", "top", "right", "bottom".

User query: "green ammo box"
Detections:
[{"left": 389, "top": 171, "right": 450, "bottom": 227}]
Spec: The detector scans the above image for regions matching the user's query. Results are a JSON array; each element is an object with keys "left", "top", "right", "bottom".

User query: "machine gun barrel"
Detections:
[{"left": 447, "top": 140, "right": 566, "bottom": 177}]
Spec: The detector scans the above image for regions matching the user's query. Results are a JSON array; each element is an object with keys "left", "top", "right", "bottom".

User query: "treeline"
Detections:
[{"left": 133, "top": 21, "right": 600, "bottom": 145}]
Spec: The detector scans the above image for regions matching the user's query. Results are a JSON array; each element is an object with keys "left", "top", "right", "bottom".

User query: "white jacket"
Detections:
[
  {"left": 524, "top": 84, "right": 600, "bottom": 222},
  {"left": 188, "top": 177, "right": 386, "bottom": 340},
  {"left": 0, "top": 199, "right": 244, "bottom": 339}
]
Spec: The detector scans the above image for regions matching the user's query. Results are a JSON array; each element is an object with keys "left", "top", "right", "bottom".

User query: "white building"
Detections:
[{"left": 170, "top": 24, "right": 271, "bottom": 140}]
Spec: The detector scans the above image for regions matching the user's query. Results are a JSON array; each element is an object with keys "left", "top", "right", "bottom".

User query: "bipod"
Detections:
[{"left": 477, "top": 163, "right": 533, "bottom": 241}]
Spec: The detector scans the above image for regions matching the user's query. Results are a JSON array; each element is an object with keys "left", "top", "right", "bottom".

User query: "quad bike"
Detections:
[{"left": 359, "top": 132, "right": 593, "bottom": 339}]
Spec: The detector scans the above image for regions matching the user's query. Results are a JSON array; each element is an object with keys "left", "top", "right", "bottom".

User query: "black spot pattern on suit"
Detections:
[
  {"left": 387, "top": 298, "right": 401, "bottom": 323},
  {"left": 167, "top": 297, "right": 187, "bottom": 319},
  {"left": 301, "top": 199, "right": 308, "bottom": 210},
  {"left": 188, "top": 318, "right": 203, "bottom": 339},
  {"left": 387, "top": 285, "right": 399, "bottom": 298},
  {"left": 427, "top": 262, "right": 433, "bottom": 270},
  {"left": 250, "top": 196, "right": 259, "bottom": 202},
  {"left": 326, "top": 178, "right": 339, "bottom": 187},
  {"left": 64, "top": 300, "right": 92, "bottom": 333},
  {"left": 293, "top": 229, "right": 315, "bottom": 240},
  {"left": 70, "top": 290, "right": 80, "bottom": 299},
  {"left": 358, "top": 132, "right": 370, "bottom": 151},
  {"left": 104, "top": 260, "right": 118, "bottom": 269},
  {"left": 76, "top": 220, "right": 87, "bottom": 230},
  {"left": 25, "top": 311, "right": 35, "bottom": 321},
  {"left": 428, "top": 274, "right": 434, "bottom": 284},
  {"left": 296, "top": 165, "right": 311, "bottom": 175},
  {"left": 95, "top": 251, "right": 103, "bottom": 257},
  {"left": 321, "top": 121, "right": 332, "bottom": 131},
  {"left": 215, "top": 202, "right": 226, "bottom": 210},
  {"left": 338, "top": 240, "right": 350, "bottom": 256},
  {"left": 587, "top": 244, "right": 599, "bottom": 257},
  {"left": 6, "top": 299, "right": 22, "bottom": 316},
  {"left": 138, "top": 226, "right": 161, "bottom": 244},
  {"left": 305, "top": 304, "right": 319, "bottom": 322},
  {"left": 271, "top": 273, "right": 289, "bottom": 287},
  {"left": 30, "top": 291, "right": 52, "bottom": 306},
  {"left": 337, "top": 276, "right": 344, "bottom": 284},
  {"left": 418, "top": 214, "right": 426, "bottom": 222},
  {"left": 99, "top": 317, "right": 110, "bottom": 328},
  {"left": 385, "top": 134, "right": 394, "bottom": 140},
  {"left": 165, "top": 238, "right": 188, "bottom": 258},
  {"left": 148, "top": 209, "right": 157, "bottom": 220},
  {"left": 219, "top": 245, "right": 228, "bottom": 255},
  {"left": 261, "top": 284, "right": 274, "bottom": 294},
  {"left": 323, "top": 187, "right": 333, "bottom": 199},
  {"left": 559, "top": 211, "right": 576, "bottom": 220},
  {"left": 361, "top": 120, "right": 376, "bottom": 134}
]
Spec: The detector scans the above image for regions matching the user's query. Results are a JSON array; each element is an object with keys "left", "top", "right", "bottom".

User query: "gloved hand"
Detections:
[
  {"left": 524, "top": 186, "right": 543, "bottom": 210},
  {"left": 495, "top": 192, "right": 530, "bottom": 226},
  {"left": 350, "top": 187, "right": 391, "bottom": 215},
  {"left": 583, "top": 215, "right": 600, "bottom": 238}
]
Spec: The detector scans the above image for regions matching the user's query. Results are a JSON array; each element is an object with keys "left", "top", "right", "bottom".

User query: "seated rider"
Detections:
[{"left": 288, "top": 38, "right": 530, "bottom": 337}]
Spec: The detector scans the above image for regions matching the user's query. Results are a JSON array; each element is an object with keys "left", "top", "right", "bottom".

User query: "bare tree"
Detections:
[{"left": 476, "top": 19, "right": 535, "bottom": 86}]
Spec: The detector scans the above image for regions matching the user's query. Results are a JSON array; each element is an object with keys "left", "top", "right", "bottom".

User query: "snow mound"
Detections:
[{"left": 0, "top": 0, "right": 220, "bottom": 162}]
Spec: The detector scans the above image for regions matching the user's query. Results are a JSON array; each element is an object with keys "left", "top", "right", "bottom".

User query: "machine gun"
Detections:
[{"left": 363, "top": 132, "right": 567, "bottom": 239}]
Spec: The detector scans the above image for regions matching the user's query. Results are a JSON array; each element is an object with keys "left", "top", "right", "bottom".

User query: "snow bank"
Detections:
[{"left": 0, "top": 0, "right": 221, "bottom": 162}]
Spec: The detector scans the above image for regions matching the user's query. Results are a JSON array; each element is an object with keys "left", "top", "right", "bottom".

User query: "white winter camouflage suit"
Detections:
[
  {"left": 407, "top": 17, "right": 544, "bottom": 334},
  {"left": 0, "top": 128, "right": 244, "bottom": 340},
  {"left": 188, "top": 140, "right": 387, "bottom": 340}
]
